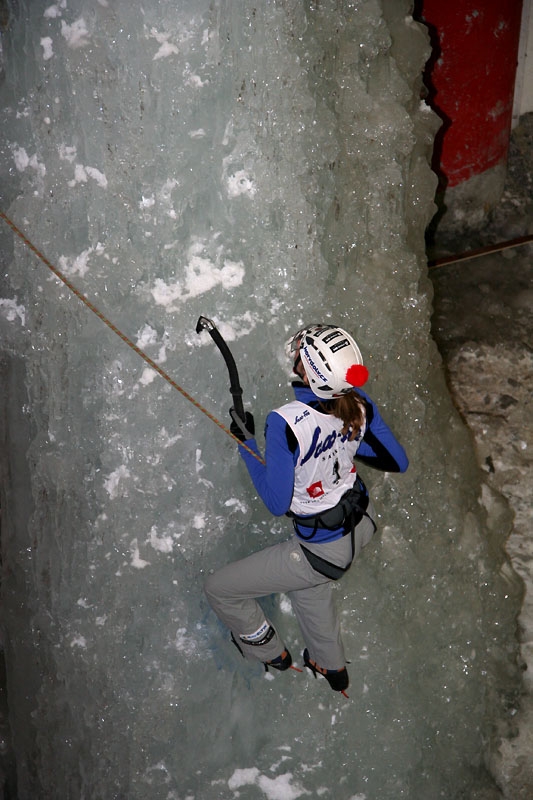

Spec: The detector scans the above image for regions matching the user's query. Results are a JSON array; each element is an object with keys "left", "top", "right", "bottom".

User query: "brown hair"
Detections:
[{"left": 320, "top": 392, "right": 366, "bottom": 441}]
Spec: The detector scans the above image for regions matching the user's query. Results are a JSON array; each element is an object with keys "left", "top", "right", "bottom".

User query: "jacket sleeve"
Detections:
[
  {"left": 355, "top": 390, "right": 409, "bottom": 473},
  {"left": 236, "top": 411, "right": 297, "bottom": 515}
]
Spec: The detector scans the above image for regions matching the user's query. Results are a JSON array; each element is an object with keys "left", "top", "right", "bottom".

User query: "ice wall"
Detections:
[{"left": 0, "top": 1, "right": 523, "bottom": 798}]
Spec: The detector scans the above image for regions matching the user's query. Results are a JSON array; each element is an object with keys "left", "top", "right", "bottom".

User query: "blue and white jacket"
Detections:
[{"left": 238, "top": 383, "right": 408, "bottom": 543}]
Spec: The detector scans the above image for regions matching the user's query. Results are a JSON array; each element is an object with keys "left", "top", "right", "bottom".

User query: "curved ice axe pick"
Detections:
[{"left": 196, "top": 315, "right": 246, "bottom": 423}]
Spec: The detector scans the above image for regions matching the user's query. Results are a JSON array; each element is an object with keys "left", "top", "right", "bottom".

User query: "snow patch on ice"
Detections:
[
  {"left": 172, "top": 628, "right": 197, "bottom": 657},
  {"left": 138, "top": 179, "right": 179, "bottom": 219},
  {"left": 224, "top": 498, "right": 248, "bottom": 514},
  {"left": 13, "top": 147, "right": 46, "bottom": 177},
  {"left": 44, "top": 1, "right": 66, "bottom": 19},
  {"left": 103, "top": 464, "right": 131, "bottom": 498},
  {"left": 68, "top": 163, "right": 108, "bottom": 188},
  {"left": 186, "top": 257, "right": 244, "bottom": 297},
  {"left": 144, "top": 760, "right": 171, "bottom": 785},
  {"left": 279, "top": 594, "right": 293, "bottom": 615},
  {"left": 70, "top": 635, "right": 87, "bottom": 649},
  {"left": 58, "top": 242, "right": 105, "bottom": 278},
  {"left": 227, "top": 768, "right": 306, "bottom": 799},
  {"left": 0, "top": 298, "right": 26, "bottom": 326},
  {"left": 151, "top": 239, "right": 245, "bottom": 310},
  {"left": 139, "top": 367, "right": 157, "bottom": 386},
  {"left": 136, "top": 324, "right": 157, "bottom": 347},
  {"left": 58, "top": 143, "right": 77, "bottom": 162},
  {"left": 184, "top": 69, "right": 207, "bottom": 89},
  {"left": 85, "top": 166, "right": 108, "bottom": 187},
  {"left": 150, "top": 28, "right": 179, "bottom": 60},
  {"left": 228, "top": 768, "right": 260, "bottom": 790},
  {"left": 194, "top": 313, "right": 258, "bottom": 349},
  {"left": 140, "top": 195, "right": 155, "bottom": 209},
  {"left": 130, "top": 538, "right": 150, "bottom": 569},
  {"left": 40, "top": 37, "right": 54, "bottom": 60},
  {"left": 133, "top": 325, "right": 167, "bottom": 375},
  {"left": 195, "top": 450, "right": 214, "bottom": 489},
  {"left": 15, "top": 106, "right": 30, "bottom": 119},
  {"left": 158, "top": 427, "right": 182, "bottom": 448},
  {"left": 151, "top": 279, "right": 181, "bottom": 307},
  {"left": 192, "top": 514, "right": 206, "bottom": 530},
  {"left": 61, "top": 18, "right": 90, "bottom": 49},
  {"left": 226, "top": 169, "right": 257, "bottom": 198},
  {"left": 148, "top": 525, "right": 174, "bottom": 554}
]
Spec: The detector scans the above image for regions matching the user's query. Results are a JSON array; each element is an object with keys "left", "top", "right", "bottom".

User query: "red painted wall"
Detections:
[{"left": 420, "top": 1, "right": 523, "bottom": 188}]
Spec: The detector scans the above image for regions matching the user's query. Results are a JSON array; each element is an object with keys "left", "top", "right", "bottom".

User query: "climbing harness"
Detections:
[
  {"left": 289, "top": 476, "right": 370, "bottom": 537},
  {"left": 0, "top": 211, "right": 264, "bottom": 463},
  {"left": 289, "top": 476, "right": 377, "bottom": 581}
]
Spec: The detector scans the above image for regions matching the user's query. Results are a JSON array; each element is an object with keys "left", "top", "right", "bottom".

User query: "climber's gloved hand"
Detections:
[{"left": 229, "top": 408, "right": 255, "bottom": 442}]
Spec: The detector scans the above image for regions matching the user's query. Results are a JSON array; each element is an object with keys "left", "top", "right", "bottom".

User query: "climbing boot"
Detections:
[
  {"left": 303, "top": 648, "right": 349, "bottom": 693},
  {"left": 264, "top": 649, "right": 293, "bottom": 672}
]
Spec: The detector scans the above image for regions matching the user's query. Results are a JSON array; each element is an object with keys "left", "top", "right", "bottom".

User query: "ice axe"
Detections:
[{"left": 195, "top": 316, "right": 246, "bottom": 423}]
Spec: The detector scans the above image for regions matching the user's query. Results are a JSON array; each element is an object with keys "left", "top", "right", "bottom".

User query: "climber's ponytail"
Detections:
[{"left": 322, "top": 392, "right": 366, "bottom": 441}]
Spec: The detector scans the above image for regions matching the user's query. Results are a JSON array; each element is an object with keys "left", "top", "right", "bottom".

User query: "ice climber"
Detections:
[{"left": 204, "top": 324, "right": 408, "bottom": 694}]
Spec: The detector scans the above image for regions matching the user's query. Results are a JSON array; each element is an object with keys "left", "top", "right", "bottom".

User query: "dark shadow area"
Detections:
[
  {"left": 428, "top": 112, "right": 533, "bottom": 358},
  {"left": 0, "top": 359, "right": 19, "bottom": 800},
  {"left": 412, "top": 1, "right": 451, "bottom": 245}
]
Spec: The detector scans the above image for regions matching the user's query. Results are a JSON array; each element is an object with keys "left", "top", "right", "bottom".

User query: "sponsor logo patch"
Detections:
[
  {"left": 240, "top": 621, "right": 271, "bottom": 642},
  {"left": 306, "top": 481, "right": 325, "bottom": 498},
  {"left": 323, "top": 330, "right": 342, "bottom": 344},
  {"left": 330, "top": 338, "right": 350, "bottom": 352},
  {"left": 302, "top": 347, "right": 327, "bottom": 381}
]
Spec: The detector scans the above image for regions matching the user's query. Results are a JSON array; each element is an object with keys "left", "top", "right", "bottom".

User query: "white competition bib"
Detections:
[{"left": 274, "top": 400, "right": 366, "bottom": 516}]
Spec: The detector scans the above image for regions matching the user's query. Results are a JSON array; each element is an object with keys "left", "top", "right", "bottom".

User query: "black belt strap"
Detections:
[
  {"left": 299, "top": 543, "right": 351, "bottom": 581},
  {"left": 299, "top": 507, "right": 377, "bottom": 581}
]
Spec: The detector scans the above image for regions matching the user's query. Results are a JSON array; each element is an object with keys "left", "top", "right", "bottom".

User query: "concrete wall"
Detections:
[{"left": 513, "top": 0, "right": 533, "bottom": 123}]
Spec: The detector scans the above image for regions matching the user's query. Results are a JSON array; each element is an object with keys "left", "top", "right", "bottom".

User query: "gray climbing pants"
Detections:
[{"left": 204, "top": 502, "right": 375, "bottom": 671}]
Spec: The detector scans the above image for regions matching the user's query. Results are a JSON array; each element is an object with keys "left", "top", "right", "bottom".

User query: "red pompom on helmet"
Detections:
[{"left": 345, "top": 363, "right": 369, "bottom": 387}]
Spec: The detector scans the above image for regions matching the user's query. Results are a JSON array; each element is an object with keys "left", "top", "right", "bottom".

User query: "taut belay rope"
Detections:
[
  {"left": 0, "top": 211, "right": 264, "bottom": 464},
  {"left": 427, "top": 233, "right": 533, "bottom": 269}
]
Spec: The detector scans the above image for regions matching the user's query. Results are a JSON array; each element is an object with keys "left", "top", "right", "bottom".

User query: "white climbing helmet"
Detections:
[{"left": 286, "top": 324, "right": 369, "bottom": 398}]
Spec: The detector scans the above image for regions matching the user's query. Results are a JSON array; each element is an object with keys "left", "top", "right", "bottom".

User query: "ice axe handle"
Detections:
[{"left": 196, "top": 316, "right": 245, "bottom": 422}]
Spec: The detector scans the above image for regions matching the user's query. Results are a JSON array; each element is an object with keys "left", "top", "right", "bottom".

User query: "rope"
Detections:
[
  {"left": 0, "top": 210, "right": 265, "bottom": 465},
  {"left": 427, "top": 233, "right": 533, "bottom": 269}
]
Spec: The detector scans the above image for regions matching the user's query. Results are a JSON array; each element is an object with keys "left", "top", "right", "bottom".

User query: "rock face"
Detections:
[
  {"left": 0, "top": 2, "right": 524, "bottom": 798},
  {"left": 431, "top": 114, "right": 533, "bottom": 795}
]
